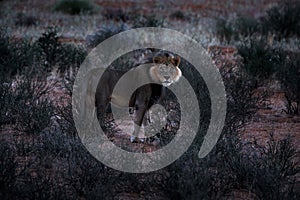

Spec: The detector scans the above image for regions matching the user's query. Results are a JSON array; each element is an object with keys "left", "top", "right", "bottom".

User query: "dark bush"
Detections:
[
  {"left": 0, "top": 77, "right": 13, "bottom": 126},
  {"left": 276, "top": 52, "right": 300, "bottom": 115},
  {"left": 169, "top": 10, "right": 188, "bottom": 20},
  {"left": 237, "top": 38, "right": 285, "bottom": 81},
  {"left": 56, "top": 43, "right": 87, "bottom": 74},
  {"left": 255, "top": 133, "right": 299, "bottom": 199},
  {"left": 86, "top": 23, "right": 129, "bottom": 48},
  {"left": 0, "top": 140, "right": 17, "bottom": 199},
  {"left": 0, "top": 29, "right": 10, "bottom": 66},
  {"left": 15, "top": 12, "right": 39, "bottom": 27},
  {"left": 0, "top": 29, "right": 44, "bottom": 77},
  {"left": 132, "top": 14, "right": 164, "bottom": 28},
  {"left": 234, "top": 16, "right": 261, "bottom": 37},
  {"left": 55, "top": 98, "right": 78, "bottom": 138},
  {"left": 263, "top": 1, "right": 300, "bottom": 38},
  {"left": 14, "top": 166, "right": 53, "bottom": 200},
  {"left": 216, "top": 16, "right": 262, "bottom": 44},
  {"left": 37, "top": 130, "right": 74, "bottom": 159},
  {"left": 215, "top": 18, "right": 235, "bottom": 44},
  {"left": 64, "top": 141, "right": 106, "bottom": 198},
  {"left": 161, "top": 50, "right": 261, "bottom": 199},
  {"left": 165, "top": 149, "right": 233, "bottom": 199},
  {"left": 216, "top": 1, "right": 300, "bottom": 42},
  {"left": 1, "top": 74, "right": 55, "bottom": 134},
  {"left": 224, "top": 73, "right": 259, "bottom": 131},
  {"left": 102, "top": 8, "right": 128, "bottom": 22},
  {"left": 36, "top": 27, "right": 87, "bottom": 74},
  {"left": 209, "top": 46, "right": 261, "bottom": 130},
  {"left": 53, "top": 0, "right": 96, "bottom": 15},
  {"left": 228, "top": 133, "right": 300, "bottom": 199},
  {"left": 36, "top": 27, "right": 61, "bottom": 69}
]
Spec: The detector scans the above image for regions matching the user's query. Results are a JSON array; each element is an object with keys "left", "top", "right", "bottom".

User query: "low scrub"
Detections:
[
  {"left": 276, "top": 52, "right": 300, "bottom": 115},
  {"left": 237, "top": 38, "right": 285, "bottom": 82},
  {"left": 86, "top": 23, "right": 129, "bottom": 48},
  {"left": 53, "top": 0, "right": 96, "bottom": 15},
  {"left": 263, "top": 1, "right": 300, "bottom": 38}
]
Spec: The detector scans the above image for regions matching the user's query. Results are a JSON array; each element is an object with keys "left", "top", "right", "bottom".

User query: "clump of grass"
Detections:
[{"left": 53, "top": 0, "right": 96, "bottom": 15}]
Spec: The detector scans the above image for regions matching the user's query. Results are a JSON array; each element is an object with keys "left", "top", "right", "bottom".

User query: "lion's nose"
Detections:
[{"left": 164, "top": 75, "right": 170, "bottom": 80}]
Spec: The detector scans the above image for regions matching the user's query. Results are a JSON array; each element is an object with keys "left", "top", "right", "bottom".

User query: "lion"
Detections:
[{"left": 80, "top": 52, "right": 181, "bottom": 142}]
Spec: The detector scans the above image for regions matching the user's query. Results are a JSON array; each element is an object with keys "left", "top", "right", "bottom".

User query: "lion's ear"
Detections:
[
  {"left": 153, "top": 56, "right": 164, "bottom": 64},
  {"left": 172, "top": 56, "right": 181, "bottom": 66}
]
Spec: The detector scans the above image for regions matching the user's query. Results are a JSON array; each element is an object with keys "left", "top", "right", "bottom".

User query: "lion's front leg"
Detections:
[
  {"left": 130, "top": 88, "right": 151, "bottom": 143},
  {"left": 95, "top": 89, "right": 110, "bottom": 128}
]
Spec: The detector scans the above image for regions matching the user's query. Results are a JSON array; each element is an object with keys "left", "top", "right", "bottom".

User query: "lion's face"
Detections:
[{"left": 150, "top": 54, "right": 182, "bottom": 87}]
